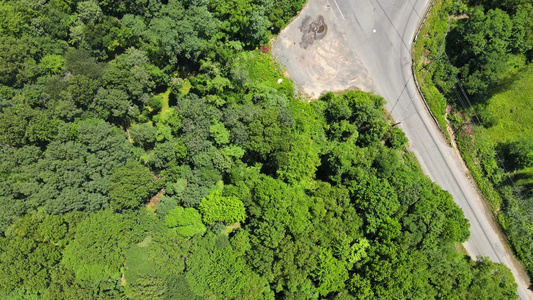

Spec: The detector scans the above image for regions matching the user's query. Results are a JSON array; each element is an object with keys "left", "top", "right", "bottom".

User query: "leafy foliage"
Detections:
[
  {"left": 109, "top": 160, "right": 154, "bottom": 210},
  {"left": 199, "top": 189, "right": 246, "bottom": 225},
  {"left": 0, "top": 0, "right": 520, "bottom": 299},
  {"left": 447, "top": 4, "right": 532, "bottom": 99},
  {"left": 164, "top": 206, "right": 206, "bottom": 238}
]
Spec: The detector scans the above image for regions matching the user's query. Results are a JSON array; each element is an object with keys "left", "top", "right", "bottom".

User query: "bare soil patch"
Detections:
[
  {"left": 299, "top": 15, "right": 328, "bottom": 49},
  {"left": 271, "top": 0, "right": 374, "bottom": 99},
  {"left": 147, "top": 189, "right": 164, "bottom": 211}
]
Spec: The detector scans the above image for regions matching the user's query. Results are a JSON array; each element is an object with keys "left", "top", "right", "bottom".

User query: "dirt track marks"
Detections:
[
  {"left": 299, "top": 15, "right": 328, "bottom": 49},
  {"left": 272, "top": 0, "right": 375, "bottom": 99}
]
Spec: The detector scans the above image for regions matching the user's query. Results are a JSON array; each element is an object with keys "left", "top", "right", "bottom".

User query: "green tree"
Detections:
[
  {"left": 109, "top": 160, "right": 154, "bottom": 210},
  {"left": 64, "top": 49, "right": 105, "bottom": 79},
  {"left": 126, "top": 276, "right": 165, "bottom": 300},
  {"left": 25, "top": 112, "right": 61, "bottom": 144},
  {"left": 199, "top": 189, "right": 246, "bottom": 225},
  {"left": 186, "top": 233, "right": 254, "bottom": 299},
  {"left": 314, "top": 248, "right": 348, "bottom": 296},
  {"left": 209, "top": 0, "right": 271, "bottom": 45},
  {"left": 0, "top": 236, "right": 61, "bottom": 293},
  {"left": 447, "top": 6, "right": 529, "bottom": 98},
  {"left": 165, "top": 206, "right": 206, "bottom": 238},
  {"left": 277, "top": 133, "right": 320, "bottom": 183},
  {"left": 130, "top": 123, "right": 157, "bottom": 150},
  {"left": 0, "top": 104, "right": 35, "bottom": 147},
  {"left": 67, "top": 74, "right": 99, "bottom": 108},
  {"left": 385, "top": 127, "right": 408, "bottom": 149},
  {"left": 91, "top": 88, "right": 131, "bottom": 122},
  {"left": 246, "top": 106, "right": 292, "bottom": 168},
  {"left": 210, "top": 121, "right": 230, "bottom": 145},
  {"left": 38, "top": 54, "right": 64, "bottom": 75},
  {"left": 467, "top": 256, "right": 518, "bottom": 300},
  {"left": 506, "top": 137, "right": 533, "bottom": 169},
  {"left": 0, "top": 36, "right": 34, "bottom": 87},
  {"left": 61, "top": 210, "right": 148, "bottom": 285},
  {"left": 77, "top": 1, "right": 103, "bottom": 24},
  {"left": 146, "top": 1, "right": 221, "bottom": 66}
]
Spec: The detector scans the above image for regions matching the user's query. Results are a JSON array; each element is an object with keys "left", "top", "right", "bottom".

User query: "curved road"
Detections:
[{"left": 324, "top": 0, "right": 532, "bottom": 298}]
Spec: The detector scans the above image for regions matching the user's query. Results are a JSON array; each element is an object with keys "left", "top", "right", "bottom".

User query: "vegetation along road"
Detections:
[
  {"left": 275, "top": 0, "right": 532, "bottom": 298},
  {"left": 331, "top": 0, "right": 532, "bottom": 298}
]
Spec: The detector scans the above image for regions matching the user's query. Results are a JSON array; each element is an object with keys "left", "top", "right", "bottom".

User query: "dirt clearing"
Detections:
[{"left": 272, "top": 0, "right": 374, "bottom": 99}]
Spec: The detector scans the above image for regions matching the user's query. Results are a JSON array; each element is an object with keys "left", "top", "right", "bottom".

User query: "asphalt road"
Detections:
[{"left": 324, "top": 0, "right": 532, "bottom": 298}]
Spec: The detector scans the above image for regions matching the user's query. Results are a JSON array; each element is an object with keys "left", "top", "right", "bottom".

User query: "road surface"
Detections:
[{"left": 273, "top": 0, "right": 532, "bottom": 298}]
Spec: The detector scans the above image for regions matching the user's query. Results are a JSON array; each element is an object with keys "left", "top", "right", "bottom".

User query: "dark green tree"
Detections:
[
  {"left": 505, "top": 137, "right": 533, "bottom": 169},
  {"left": 109, "top": 160, "right": 154, "bottom": 210}
]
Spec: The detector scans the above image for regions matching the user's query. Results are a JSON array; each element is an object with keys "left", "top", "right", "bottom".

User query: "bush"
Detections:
[
  {"left": 504, "top": 137, "right": 533, "bottom": 170},
  {"left": 477, "top": 105, "right": 499, "bottom": 128}
]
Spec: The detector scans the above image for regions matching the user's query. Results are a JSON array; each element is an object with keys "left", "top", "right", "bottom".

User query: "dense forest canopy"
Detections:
[{"left": 0, "top": 0, "right": 519, "bottom": 299}]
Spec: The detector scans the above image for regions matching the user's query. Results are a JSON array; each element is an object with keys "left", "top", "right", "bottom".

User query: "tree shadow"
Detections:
[
  {"left": 168, "top": 90, "right": 178, "bottom": 107},
  {"left": 489, "top": 68, "right": 526, "bottom": 96}
]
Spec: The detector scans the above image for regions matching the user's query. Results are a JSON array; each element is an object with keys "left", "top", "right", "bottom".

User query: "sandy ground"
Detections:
[{"left": 272, "top": 0, "right": 375, "bottom": 99}]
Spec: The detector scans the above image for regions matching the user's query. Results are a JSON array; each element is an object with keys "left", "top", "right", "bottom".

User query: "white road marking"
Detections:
[{"left": 332, "top": 0, "right": 346, "bottom": 20}]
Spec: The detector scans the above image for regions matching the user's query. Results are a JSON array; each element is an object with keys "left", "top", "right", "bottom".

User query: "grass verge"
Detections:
[{"left": 412, "top": 0, "right": 459, "bottom": 141}]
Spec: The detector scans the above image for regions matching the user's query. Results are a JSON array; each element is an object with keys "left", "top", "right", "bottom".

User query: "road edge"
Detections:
[{"left": 409, "top": 1, "right": 533, "bottom": 298}]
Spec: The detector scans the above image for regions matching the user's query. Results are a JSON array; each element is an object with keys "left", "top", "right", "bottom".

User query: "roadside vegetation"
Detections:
[
  {"left": 0, "top": 0, "right": 519, "bottom": 298},
  {"left": 413, "top": 0, "right": 533, "bottom": 278}
]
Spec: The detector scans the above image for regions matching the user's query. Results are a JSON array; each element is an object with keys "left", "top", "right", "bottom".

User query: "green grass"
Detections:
[
  {"left": 233, "top": 49, "right": 294, "bottom": 96},
  {"left": 137, "top": 235, "right": 153, "bottom": 248},
  {"left": 179, "top": 79, "right": 191, "bottom": 95},
  {"left": 158, "top": 87, "right": 174, "bottom": 123},
  {"left": 476, "top": 65, "right": 533, "bottom": 196},
  {"left": 160, "top": 88, "right": 170, "bottom": 110},
  {"left": 124, "top": 245, "right": 153, "bottom": 283},
  {"left": 454, "top": 127, "right": 504, "bottom": 210},
  {"left": 221, "top": 222, "right": 241, "bottom": 235},
  {"left": 412, "top": 0, "right": 457, "bottom": 141},
  {"left": 484, "top": 65, "right": 533, "bottom": 145}
]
